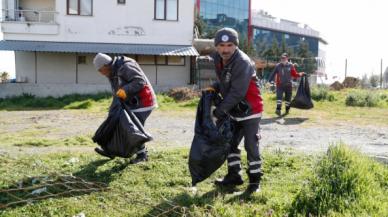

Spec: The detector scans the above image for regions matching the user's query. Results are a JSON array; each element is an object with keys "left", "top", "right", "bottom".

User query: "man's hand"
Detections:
[
  {"left": 213, "top": 108, "right": 226, "bottom": 120},
  {"left": 116, "top": 88, "right": 127, "bottom": 100},
  {"left": 299, "top": 72, "right": 305, "bottom": 76}
]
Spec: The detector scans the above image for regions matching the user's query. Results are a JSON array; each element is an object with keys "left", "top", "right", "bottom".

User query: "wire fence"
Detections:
[{"left": 0, "top": 174, "right": 108, "bottom": 209}]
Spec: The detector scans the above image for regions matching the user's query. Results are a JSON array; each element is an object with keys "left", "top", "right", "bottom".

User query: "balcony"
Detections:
[{"left": 1, "top": 9, "right": 59, "bottom": 35}]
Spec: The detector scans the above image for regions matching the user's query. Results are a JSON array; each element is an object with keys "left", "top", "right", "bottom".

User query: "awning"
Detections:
[{"left": 0, "top": 40, "right": 199, "bottom": 56}]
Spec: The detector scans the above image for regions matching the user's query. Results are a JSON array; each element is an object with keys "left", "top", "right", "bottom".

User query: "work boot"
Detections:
[
  {"left": 245, "top": 173, "right": 262, "bottom": 194},
  {"left": 129, "top": 152, "right": 148, "bottom": 164},
  {"left": 215, "top": 172, "right": 244, "bottom": 186},
  {"left": 285, "top": 107, "right": 290, "bottom": 115},
  {"left": 94, "top": 147, "right": 115, "bottom": 160},
  {"left": 275, "top": 109, "right": 281, "bottom": 116}
]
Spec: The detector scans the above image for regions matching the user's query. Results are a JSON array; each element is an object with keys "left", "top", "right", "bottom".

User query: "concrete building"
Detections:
[{"left": 0, "top": 0, "right": 198, "bottom": 97}]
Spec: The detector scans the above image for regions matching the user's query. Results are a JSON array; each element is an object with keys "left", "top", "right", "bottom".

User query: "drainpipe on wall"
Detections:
[
  {"left": 154, "top": 56, "right": 158, "bottom": 85},
  {"left": 34, "top": 51, "right": 37, "bottom": 83},
  {"left": 75, "top": 53, "right": 78, "bottom": 84}
]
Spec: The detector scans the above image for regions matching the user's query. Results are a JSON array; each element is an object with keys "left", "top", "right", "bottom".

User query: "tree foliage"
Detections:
[{"left": 0, "top": 71, "right": 10, "bottom": 83}]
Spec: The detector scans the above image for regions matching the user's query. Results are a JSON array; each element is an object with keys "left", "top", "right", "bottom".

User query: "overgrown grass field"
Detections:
[
  {"left": 1, "top": 89, "right": 387, "bottom": 126},
  {"left": 0, "top": 88, "right": 388, "bottom": 216},
  {"left": 1, "top": 145, "right": 387, "bottom": 216}
]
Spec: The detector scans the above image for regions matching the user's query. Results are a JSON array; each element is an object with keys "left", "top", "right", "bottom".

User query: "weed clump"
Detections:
[
  {"left": 311, "top": 86, "right": 335, "bottom": 101},
  {"left": 167, "top": 87, "right": 200, "bottom": 102},
  {"left": 345, "top": 90, "right": 380, "bottom": 107},
  {"left": 290, "top": 144, "right": 387, "bottom": 216}
]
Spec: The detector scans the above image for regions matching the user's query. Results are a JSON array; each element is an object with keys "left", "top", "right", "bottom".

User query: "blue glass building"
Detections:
[
  {"left": 253, "top": 28, "right": 319, "bottom": 57},
  {"left": 196, "top": 0, "right": 251, "bottom": 42}
]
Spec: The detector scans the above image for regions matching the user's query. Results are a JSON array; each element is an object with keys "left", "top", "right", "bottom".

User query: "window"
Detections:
[
  {"left": 67, "top": 0, "right": 93, "bottom": 16},
  {"left": 138, "top": 55, "right": 155, "bottom": 65},
  {"left": 118, "top": 0, "right": 126, "bottom": 4},
  {"left": 167, "top": 56, "right": 185, "bottom": 66},
  {"left": 154, "top": 0, "right": 178, "bottom": 21},
  {"left": 77, "top": 55, "right": 87, "bottom": 64},
  {"left": 156, "top": 56, "right": 167, "bottom": 65}
]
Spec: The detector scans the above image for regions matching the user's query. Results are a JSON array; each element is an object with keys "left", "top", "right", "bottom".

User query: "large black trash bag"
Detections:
[
  {"left": 291, "top": 75, "right": 314, "bottom": 109},
  {"left": 93, "top": 97, "right": 153, "bottom": 158},
  {"left": 189, "top": 91, "right": 233, "bottom": 186},
  {"left": 92, "top": 97, "right": 122, "bottom": 147}
]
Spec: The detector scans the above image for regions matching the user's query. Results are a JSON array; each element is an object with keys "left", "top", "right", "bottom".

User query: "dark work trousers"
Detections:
[
  {"left": 134, "top": 110, "right": 152, "bottom": 154},
  {"left": 276, "top": 83, "right": 292, "bottom": 111},
  {"left": 227, "top": 117, "right": 262, "bottom": 177}
]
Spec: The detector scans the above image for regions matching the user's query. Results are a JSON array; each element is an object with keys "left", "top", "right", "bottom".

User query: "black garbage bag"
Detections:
[
  {"left": 93, "top": 97, "right": 152, "bottom": 158},
  {"left": 188, "top": 91, "right": 233, "bottom": 186},
  {"left": 290, "top": 75, "right": 314, "bottom": 109}
]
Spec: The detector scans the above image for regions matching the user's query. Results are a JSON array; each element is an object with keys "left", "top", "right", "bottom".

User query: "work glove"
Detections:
[
  {"left": 116, "top": 88, "right": 127, "bottom": 100},
  {"left": 213, "top": 107, "right": 226, "bottom": 120},
  {"left": 203, "top": 86, "right": 216, "bottom": 92}
]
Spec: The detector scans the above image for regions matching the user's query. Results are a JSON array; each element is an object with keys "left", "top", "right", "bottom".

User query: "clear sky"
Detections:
[
  {"left": 252, "top": 0, "right": 388, "bottom": 82},
  {"left": 1, "top": 1, "right": 388, "bottom": 81}
]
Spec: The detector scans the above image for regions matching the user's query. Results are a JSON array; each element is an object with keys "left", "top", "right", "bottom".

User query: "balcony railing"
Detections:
[{"left": 1, "top": 9, "right": 58, "bottom": 24}]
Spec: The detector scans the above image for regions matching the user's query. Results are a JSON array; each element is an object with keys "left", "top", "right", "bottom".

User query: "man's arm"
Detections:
[
  {"left": 119, "top": 63, "right": 146, "bottom": 96},
  {"left": 290, "top": 65, "right": 304, "bottom": 78}
]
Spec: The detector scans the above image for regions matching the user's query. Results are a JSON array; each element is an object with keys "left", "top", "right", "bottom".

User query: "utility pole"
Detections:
[{"left": 345, "top": 58, "right": 348, "bottom": 78}]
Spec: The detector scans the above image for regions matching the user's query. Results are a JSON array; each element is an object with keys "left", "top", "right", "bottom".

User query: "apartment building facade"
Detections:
[{"left": 0, "top": 0, "right": 198, "bottom": 97}]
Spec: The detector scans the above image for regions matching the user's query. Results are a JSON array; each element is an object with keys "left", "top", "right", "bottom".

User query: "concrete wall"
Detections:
[
  {"left": 37, "top": 52, "right": 75, "bottom": 83},
  {"left": 15, "top": 51, "right": 35, "bottom": 83},
  {"left": 77, "top": 54, "right": 106, "bottom": 84},
  {"left": 10, "top": 52, "right": 192, "bottom": 96},
  {"left": 0, "top": 83, "right": 111, "bottom": 98},
  {"left": 3, "top": 0, "right": 194, "bottom": 46}
]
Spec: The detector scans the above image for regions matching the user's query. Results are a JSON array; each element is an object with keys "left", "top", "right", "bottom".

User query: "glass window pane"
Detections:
[
  {"left": 166, "top": 0, "right": 177, "bottom": 20},
  {"left": 167, "top": 56, "right": 184, "bottom": 65},
  {"left": 68, "top": 0, "right": 79, "bottom": 14},
  {"left": 155, "top": 0, "right": 165, "bottom": 19},
  {"left": 138, "top": 55, "right": 155, "bottom": 65},
  {"left": 80, "top": 0, "right": 92, "bottom": 15},
  {"left": 156, "top": 56, "right": 166, "bottom": 65}
]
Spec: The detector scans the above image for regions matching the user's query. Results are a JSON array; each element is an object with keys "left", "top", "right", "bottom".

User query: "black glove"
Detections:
[{"left": 213, "top": 108, "right": 226, "bottom": 120}]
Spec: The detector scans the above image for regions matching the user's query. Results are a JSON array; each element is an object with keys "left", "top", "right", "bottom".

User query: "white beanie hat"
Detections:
[{"left": 93, "top": 53, "right": 112, "bottom": 70}]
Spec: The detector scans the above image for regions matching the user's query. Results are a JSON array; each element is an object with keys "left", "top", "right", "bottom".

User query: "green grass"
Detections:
[
  {"left": 0, "top": 89, "right": 387, "bottom": 125},
  {"left": 262, "top": 88, "right": 388, "bottom": 125},
  {"left": 290, "top": 144, "right": 388, "bottom": 216},
  {"left": 0, "top": 92, "right": 112, "bottom": 111},
  {"left": 0, "top": 145, "right": 386, "bottom": 216}
]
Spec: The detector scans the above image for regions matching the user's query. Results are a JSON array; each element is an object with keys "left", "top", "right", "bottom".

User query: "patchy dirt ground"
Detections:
[{"left": 0, "top": 109, "right": 387, "bottom": 162}]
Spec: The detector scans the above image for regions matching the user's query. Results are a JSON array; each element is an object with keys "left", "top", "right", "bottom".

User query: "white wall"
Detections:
[
  {"left": 36, "top": 52, "right": 75, "bottom": 83},
  {"left": 15, "top": 51, "right": 35, "bottom": 82},
  {"left": 77, "top": 54, "right": 106, "bottom": 84},
  {"left": 14, "top": 52, "right": 192, "bottom": 89},
  {"left": 3, "top": 0, "right": 194, "bottom": 46}
]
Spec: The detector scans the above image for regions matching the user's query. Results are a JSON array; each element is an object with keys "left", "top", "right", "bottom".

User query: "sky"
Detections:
[
  {"left": 251, "top": 0, "right": 388, "bottom": 83},
  {"left": 1, "top": 1, "right": 388, "bottom": 82}
]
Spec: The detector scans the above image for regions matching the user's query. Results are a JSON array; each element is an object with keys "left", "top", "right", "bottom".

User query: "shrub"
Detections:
[
  {"left": 290, "top": 144, "right": 387, "bottom": 216},
  {"left": 167, "top": 87, "right": 200, "bottom": 102},
  {"left": 345, "top": 90, "right": 379, "bottom": 107},
  {"left": 311, "top": 87, "right": 335, "bottom": 101}
]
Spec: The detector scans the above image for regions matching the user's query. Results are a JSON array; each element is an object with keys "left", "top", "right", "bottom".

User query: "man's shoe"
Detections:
[
  {"left": 94, "top": 147, "right": 115, "bottom": 160},
  {"left": 214, "top": 173, "right": 244, "bottom": 186},
  {"left": 275, "top": 109, "right": 281, "bottom": 116},
  {"left": 129, "top": 153, "right": 148, "bottom": 164}
]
